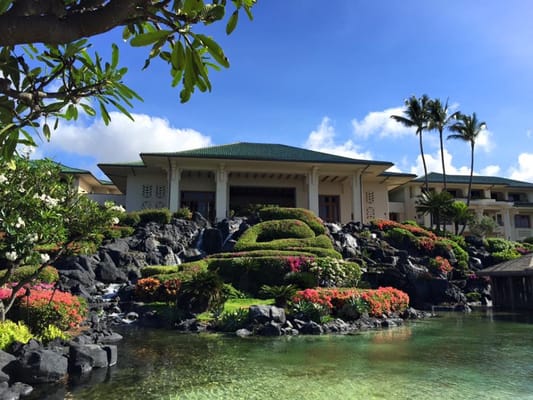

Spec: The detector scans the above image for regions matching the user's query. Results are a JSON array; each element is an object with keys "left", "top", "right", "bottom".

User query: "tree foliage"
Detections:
[
  {"left": 0, "top": 0, "right": 256, "bottom": 158},
  {"left": 0, "top": 156, "right": 124, "bottom": 320}
]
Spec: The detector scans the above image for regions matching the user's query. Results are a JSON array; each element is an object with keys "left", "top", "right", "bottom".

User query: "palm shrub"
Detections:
[
  {"left": 213, "top": 308, "right": 249, "bottom": 332},
  {"left": 259, "top": 284, "right": 298, "bottom": 307},
  {"left": 178, "top": 271, "right": 225, "bottom": 314}
]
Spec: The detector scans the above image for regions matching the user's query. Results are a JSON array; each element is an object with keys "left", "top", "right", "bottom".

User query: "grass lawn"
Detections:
[{"left": 196, "top": 297, "right": 274, "bottom": 321}]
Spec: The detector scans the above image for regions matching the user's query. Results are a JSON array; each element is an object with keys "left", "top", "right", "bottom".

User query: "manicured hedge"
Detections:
[
  {"left": 235, "top": 234, "right": 334, "bottom": 252},
  {"left": 137, "top": 208, "right": 172, "bottom": 225},
  {"left": 259, "top": 207, "right": 325, "bottom": 235},
  {"left": 212, "top": 248, "right": 342, "bottom": 259},
  {"left": 140, "top": 260, "right": 208, "bottom": 278},
  {"left": 208, "top": 256, "right": 294, "bottom": 295},
  {"left": 235, "top": 219, "right": 315, "bottom": 249}
]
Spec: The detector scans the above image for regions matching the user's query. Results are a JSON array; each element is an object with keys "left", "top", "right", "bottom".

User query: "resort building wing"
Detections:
[
  {"left": 98, "top": 142, "right": 414, "bottom": 224},
  {"left": 390, "top": 172, "right": 533, "bottom": 241}
]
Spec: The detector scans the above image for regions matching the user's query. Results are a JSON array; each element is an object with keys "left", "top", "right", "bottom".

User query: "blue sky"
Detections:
[{"left": 35, "top": 1, "right": 533, "bottom": 182}]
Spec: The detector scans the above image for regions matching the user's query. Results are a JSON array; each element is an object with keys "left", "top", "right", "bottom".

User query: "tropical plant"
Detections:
[
  {"left": 469, "top": 215, "right": 497, "bottom": 239},
  {"left": 427, "top": 98, "right": 458, "bottom": 189},
  {"left": 449, "top": 201, "right": 475, "bottom": 235},
  {"left": 0, "top": 320, "right": 33, "bottom": 351},
  {"left": 213, "top": 308, "right": 249, "bottom": 332},
  {"left": 448, "top": 112, "right": 487, "bottom": 206},
  {"left": 415, "top": 190, "right": 454, "bottom": 232},
  {"left": 0, "top": 0, "right": 256, "bottom": 159},
  {"left": 178, "top": 271, "right": 225, "bottom": 314},
  {"left": 391, "top": 95, "right": 431, "bottom": 191},
  {"left": 259, "top": 284, "right": 298, "bottom": 308},
  {"left": 0, "top": 157, "right": 123, "bottom": 321}
]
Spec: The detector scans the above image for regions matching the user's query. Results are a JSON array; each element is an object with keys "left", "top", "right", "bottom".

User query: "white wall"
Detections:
[{"left": 126, "top": 173, "right": 168, "bottom": 211}]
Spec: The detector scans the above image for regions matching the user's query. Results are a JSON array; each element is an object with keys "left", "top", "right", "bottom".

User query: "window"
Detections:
[
  {"left": 142, "top": 184, "right": 153, "bottom": 198},
  {"left": 156, "top": 185, "right": 166, "bottom": 199},
  {"left": 319, "top": 195, "right": 340, "bottom": 222},
  {"left": 514, "top": 215, "right": 531, "bottom": 228},
  {"left": 470, "top": 190, "right": 483, "bottom": 199},
  {"left": 366, "top": 191, "right": 375, "bottom": 204}
]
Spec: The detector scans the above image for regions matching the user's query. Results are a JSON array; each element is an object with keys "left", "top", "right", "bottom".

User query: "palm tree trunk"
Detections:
[
  {"left": 439, "top": 129, "right": 447, "bottom": 190},
  {"left": 419, "top": 130, "right": 429, "bottom": 192},
  {"left": 467, "top": 141, "right": 475, "bottom": 207}
]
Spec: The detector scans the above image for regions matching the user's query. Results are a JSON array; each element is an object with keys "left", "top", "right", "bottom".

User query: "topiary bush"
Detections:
[
  {"left": 235, "top": 219, "right": 315, "bottom": 249},
  {"left": 173, "top": 207, "right": 192, "bottom": 220},
  {"left": 141, "top": 265, "right": 180, "bottom": 278},
  {"left": 137, "top": 208, "right": 172, "bottom": 225},
  {"left": 235, "top": 234, "right": 334, "bottom": 252},
  {"left": 120, "top": 211, "right": 141, "bottom": 227},
  {"left": 259, "top": 207, "right": 325, "bottom": 235}
]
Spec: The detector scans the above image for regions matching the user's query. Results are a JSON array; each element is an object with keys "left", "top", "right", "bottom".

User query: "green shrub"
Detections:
[
  {"left": 138, "top": 208, "right": 172, "bottom": 225},
  {"left": 259, "top": 207, "right": 325, "bottom": 235},
  {"left": 486, "top": 237, "right": 513, "bottom": 253},
  {"left": 385, "top": 227, "right": 418, "bottom": 249},
  {"left": 214, "top": 308, "right": 249, "bottom": 332},
  {"left": 492, "top": 249, "right": 521, "bottom": 263},
  {"left": 235, "top": 234, "right": 334, "bottom": 252},
  {"left": 212, "top": 250, "right": 320, "bottom": 259},
  {"left": 120, "top": 212, "right": 141, "bottom": 227},
  {"left": 2, "top": 265, "right": 59, "bottom": 284},
  {"left": 434, "top": 238, "right": 469, "bottom": 266},
  {"left": 465, "top": 291, "right": 482, "bottom": 302},
  {"left": 208, "top": 256, "right": 289, "bottom": 295},
  {"left": 309, "top": 257, "right": 362, "bottom": 287},
  {"left": 173, "top": 207, "right": 192, "bottom": 220},
  {"left": 283, "top": 271, "right": 318, "bottom": 290},
  {"left": 259, "top": 284, "right": 298, "bottom": 307},
  {"left": 141, "top": 265, "right": 180, "bottom": 277},
  {"left": 222, "top": 283, "right": 246, "bottom": 299},
  {"left": 178, "top": 271, "right": 225, "bottom": 314},
  {"left": 235, "top": 219, "right": 315, "bottom": 248},
  {"left": 39, "top": 324, "right": 70, "bottom": 344},
  {"left": 0, "top": 320, "right": 33, "bottom": 351},
  {"left": 401, "top": 220, "right": 419, "bottom": 227},
  {"left": 523, "top": 237, "right": 533, "bottom": 245}
]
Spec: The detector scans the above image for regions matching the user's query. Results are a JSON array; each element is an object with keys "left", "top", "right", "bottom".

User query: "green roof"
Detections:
[
  {"left": 141, "top": 142, "right": 392, "bottom": 166},
  {"left": 414, "top": 172, "right": 533, "bottom": 188}
]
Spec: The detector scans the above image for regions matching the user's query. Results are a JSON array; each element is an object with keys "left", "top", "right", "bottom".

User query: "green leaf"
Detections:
[
  {"left": 130, "top": 30, "right": 172, "bottom": 47},
  {"left": 171, "top": 41, "right": 186, "bottom": 71},
  {"left": 195, "top": 34, "right": 229, "bottom": 68},
  {"left": 111, "top": 43, "right": 119, "bottom": 69},
  {"left": 226, "top": 10, "right": 239, "bottom": 34},
  {"left": 99, "top": 101, "right": 111, "bottom": 125},
  {"left": 0, "top": 0, "right": 13, "bottom": 14},
  {"left": 183, "top": 0, "right": 204, "bottom": 13},
  {"left": 80, "top": 103, "right": 96, "bottom": 117},
  {"left": 43, "top": 123, "right": 51, "bottom": 141}
]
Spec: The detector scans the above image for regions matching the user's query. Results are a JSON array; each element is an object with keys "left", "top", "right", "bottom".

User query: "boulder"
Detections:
[
  {"left": 95, "top": 253, "right": 127, "bottom": 283},
  {"left": 69, "top": 344, "right": 109, "bottom": 374},
  {"left": 299, "top": 321, "right": 323, "bottom": 335},
  {"left": 249, "top": 305, "right": 286, "bottom": 325},
  {"left": 201, "top": 228, "right": 223, "bottom": 254},
  {"left": 257, "top": 321, "right": 283, "bottom": 336},
  {"left": 12, "top": 349, "right": 68, "bottom": 384},
  {"left": 0, "top": 351, "right": 16, "bottom": 383}
]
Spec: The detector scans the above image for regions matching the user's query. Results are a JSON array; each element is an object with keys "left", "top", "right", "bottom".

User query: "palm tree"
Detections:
[
  {"left": 391, "top": 95, "right": 431, "bottom": 192},
  {"left": 427, "top": 98, "right": 457, "bottom": 190},
  {"left": 415, "top": 190, "right": 454, "bottom": 233},
  {"left": 448, "top": 112, "right": 487, "bottom": 207}
]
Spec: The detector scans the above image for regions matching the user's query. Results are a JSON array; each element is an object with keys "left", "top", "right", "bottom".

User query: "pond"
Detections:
[{"left": 32, "top": 310, "right": 533, "bottom": 400}]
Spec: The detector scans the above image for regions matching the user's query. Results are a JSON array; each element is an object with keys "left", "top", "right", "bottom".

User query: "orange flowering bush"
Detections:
[
  {"left": 428, "top": 256, "right": 453, "bottom": 275},
  {"left": 159, "top": 278, "right": 182, "bottom": 303},
  {"left": 16, "top": 286, "right": 87, "bottom": 334},
  {"left": 135, "top": 277, "right": 161, "bottom": 302},
  {"left": 292, "top": 286, "right": 410, "bottom": 319},
  {"left": 372, "top": 219, "right": 437, "bottom": 239}
]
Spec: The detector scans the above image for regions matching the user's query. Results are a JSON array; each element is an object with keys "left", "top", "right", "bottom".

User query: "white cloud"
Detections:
[
  {"left": 408, "top": 149, "right": 471, "bottom": 177},
  {"left": 481, "top": 165, "right": 500, "bottom": 176},
  {"left": 38, "top": 112, "right": 213, "bottom": 162},
  {"left": 351, "top": 107, "right": 415, "bottom": 139},
  {"left": 474, "top": 128, "right": 494, "bottom": 153},
  {"left": 304, "top": 117, "right": 372, "bottom": 160},
  {"left": 509, "top": 153, "right": 533, "bottom": 182}
]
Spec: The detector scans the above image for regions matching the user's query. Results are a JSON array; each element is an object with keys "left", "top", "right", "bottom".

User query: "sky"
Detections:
[{"left": 33, "top": 1, "right": 533, "bottom": 182}]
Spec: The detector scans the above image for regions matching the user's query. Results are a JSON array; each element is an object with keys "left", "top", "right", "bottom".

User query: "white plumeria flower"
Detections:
[
  {"left": 0, "top": 174, "right": 7, "bottom": 184},
  {"left": 40, "top": 253, "right": 50, "bottom": 264},
  {"left": 5, "top": 251, "right": 17, "bottom": 261},
  {"left": 15, "top": 217, "right": 25, "bottom": 228},
  {"left": 111, "top": 217, "right": 120, "bottom": 225},
  {"left": 27, "top": 233, "right": 39, "bottom": 243}
]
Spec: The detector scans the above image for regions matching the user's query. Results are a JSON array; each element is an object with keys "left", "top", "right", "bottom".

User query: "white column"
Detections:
[
  {"left": 503, "top": 209, "right": 512, "bottom": 240},
  {"left": 307, "top": 166, "right": 319, "bottom": 216},
  {"left": 351, "top": 171, "right": 362, "bottom": 223},
  {"left": 215, "top": 165, "right": 228, "bottom": 221},
  {"left": 169, "top": 166, "right": 181, "bottom": 212}
]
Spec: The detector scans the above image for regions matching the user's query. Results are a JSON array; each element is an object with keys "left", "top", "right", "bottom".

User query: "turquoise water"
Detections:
[{"left": 35, "top": 310, "right": 533, "bottom": 399}]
